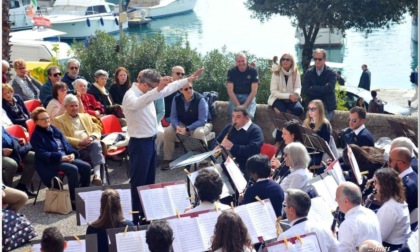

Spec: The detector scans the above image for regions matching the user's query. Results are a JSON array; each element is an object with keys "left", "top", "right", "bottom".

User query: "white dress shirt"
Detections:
[
  {"left": 376, "top": 198, "right": 410, "bottom": 245},
  {"left": 399, "top": 167, "right": 415, "bottom": 179},
  {"left": 338, "top": 205, "right": 382, "bottom": 252},
  {"left": 122, "top": 79, "right": 188, "bottom": 138},
  {"left": 280, "top": 167, "right": 312, "bottom": 194},
  {"left": 278, "top": 218, "right": 339, "bottom": 252},
  {"left": 186, "top": 201, "right": 230, "bottom": 214}
]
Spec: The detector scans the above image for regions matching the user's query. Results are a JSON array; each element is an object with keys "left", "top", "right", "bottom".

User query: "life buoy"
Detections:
[
  {"left": 100, "top": 17, "right": 104, "bottom": 26},
  {"left": 114, "top": 17, "right": 119, "bottom": 26},
  {"left": 86, "top": 18, "right": 91, "bottom": 27}
]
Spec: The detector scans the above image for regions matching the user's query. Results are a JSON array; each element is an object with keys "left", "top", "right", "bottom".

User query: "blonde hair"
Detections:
[
  {"left": 13, "top": 58, "right": 26, "bottom": 69},
  {"left": 2, "top": 83, "right": 14, "bottom": 93},
  {"left": 303, "top": 99, "right": 331, "bottom": 132},
  {"left": 274, "top": 53, "right": 297, "bottom": 76}
]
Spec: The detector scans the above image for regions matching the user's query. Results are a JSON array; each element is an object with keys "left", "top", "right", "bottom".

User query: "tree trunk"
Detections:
[{"left": 2, "top": 0, "right": 11, "bottom": 63}]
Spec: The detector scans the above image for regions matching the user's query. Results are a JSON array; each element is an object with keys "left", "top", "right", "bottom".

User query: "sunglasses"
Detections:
[
  {"left": 313, "top": 57, "right": 324, "bottom": 61},
  {"left": 176, "top": 72, "right": 185, "bottom": 76},
  {"left": 308, "top": 107, "right": 317, "bottom": 112},
  {"left": 38, "top": 117, "right": 50, "bottom": 121},
  {"left": 348, "top": 118, "right": 358, "bottom": 123},
  {"left": 70, "top": 66, "right": 79, "bottom": 70},
  {"left": 52, "top": 73, "right": 62, "bottom": 77},
  {"left": 183, "top": 86, "right": 193, "bottom": 91},
  {"left": 281, "top": 58, "right": 291, "bottom": 62}
]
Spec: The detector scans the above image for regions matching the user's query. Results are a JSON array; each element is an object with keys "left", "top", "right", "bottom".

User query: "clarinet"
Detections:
[
  {"left": 331, "top": 206, "right": 344, "bottom": 232},
  {"left": 214, "top": 123, "right": 236, "bottom": 159},
  {"left": 364, "top": 189, "right": 377, "bottom": 209},
  {"left": 271, "top": 140, "right": 285, "bottom": 181}
]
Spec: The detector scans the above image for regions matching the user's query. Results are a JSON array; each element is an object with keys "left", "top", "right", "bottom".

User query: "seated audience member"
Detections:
[
  {"left": 215, "top": 106, "right": 264, "bottom": 179},
  {"left": 2, "top": 83, "right": 31, "bottom": 128},
  {"left": 186, "top": 169, "right": 230, "bottom": 213},
  {"left": 2, "top": 184, "right": 28, "bottom": 212},
  {"left": 303, "top": 99, "right": 332, "bottom": 173},
  {"left": 210, "top": 211, "right": 254, "bottom": 252},
  {"left": 278, "top": 189, "right": 338, "bottom": 251},
  {"left": 280, "top": 142, "right": 312, "bottom": 195},
  {"left": 388, "top": 147, "right": 418, "bottom": 231},
  {"left": 61, "top": 59, "right": 85, "bottom": 90},
  {"left": 342, "top": 144, "right": 386, "bottom": 179},
  {"left": 391, "top": 137, "right": 418, "bottom": 173},
  {"left": 374, "top": 168, "right": 410, "bottom": 250},
  {"left": 73, "top": 78, "right": 104, "bottom": 118},
  {"left": 46, "top": 82, "right": 84, "bottom": 122},
  {"left": 40, "top": 66, "right": 62, "bottom": 107},
  {"left": 87, "top": 189, "right": 134, "bottom": 252},
  {"left": 343, "top": 106, "right": 374, "bottom": 147},
  {"left": 163, "top": 82, "right": 212, "bottom": 166},
  {"left": 54, "top": 95, "right": 105, "bottom": 186},
  {"left": 41, "top": 227, "right": 67, "bottom": 252},
  {"left": 11, "top": 59, "right": 42, "bottom": 101},
  {"left": 267, "top": 53, "right": 303, "bottom": 117},
  {"left": 335, "top": 182, "right": 382, "bottom": 251},
  {"left": 2, "top": 59, "right": 9, "bottom": 83},
  {"left": 163, "top": 66, "right": 184, "bottom": 123},
  {"left": 357, "top": 240, "right": 386, "bottom": 252},
  {"left": 240, "top": 154, "right": 284, "bottom": 217},
  {"left": 109, "top": 67, "right": 131, "bottom": 105},
  {"left": 2, "top": 126, "right": 36, "bottom": 196},
  {"left": 88, "top": 70, "right": 125, "bottom": 122},
  {"left": 145, "top": 220, "right": 174, "bottom": 252},
  {"left": 30, "top": 107, "right": 91, "bottom": 203},
  {"left": 356, "top": 97, "right": 366, "bottom": 109}
]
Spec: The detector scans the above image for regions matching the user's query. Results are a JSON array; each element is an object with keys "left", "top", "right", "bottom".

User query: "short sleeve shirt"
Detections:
[{"left": 226, "top": 66, "right": 259, "bottom": 95}]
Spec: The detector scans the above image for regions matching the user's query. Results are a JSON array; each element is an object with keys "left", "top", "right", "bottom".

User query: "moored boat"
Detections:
[
  {"left": 296, "top": 28, "right": 344, "bottom": 47},
  {"left": 129, "top": 0, "right": 198, "bottom": 19}
]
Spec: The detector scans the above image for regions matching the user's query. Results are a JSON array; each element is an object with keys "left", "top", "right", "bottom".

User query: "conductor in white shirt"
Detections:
[
  {"left": 122, "top": 68, "right": 204, "bottom": 225},
  {"left": 335, "top": 182, "right": 381, "bottom": 252},
  {"left": 278, "top": 189, "right": 339, "bottom": 252}
]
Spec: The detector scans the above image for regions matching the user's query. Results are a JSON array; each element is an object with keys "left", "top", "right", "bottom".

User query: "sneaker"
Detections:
[{"left": 92, "top": 175, "right": 102, "bottom": 186}]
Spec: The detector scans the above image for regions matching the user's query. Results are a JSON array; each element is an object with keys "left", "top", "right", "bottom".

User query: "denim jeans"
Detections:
[{"left": 228, "top": 94, "right": 256, "bottom": 118}]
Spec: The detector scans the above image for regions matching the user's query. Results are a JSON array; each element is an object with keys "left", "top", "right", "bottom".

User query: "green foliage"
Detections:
[{"left": 335, "top": 83, "right": 348, "bottom": 111}]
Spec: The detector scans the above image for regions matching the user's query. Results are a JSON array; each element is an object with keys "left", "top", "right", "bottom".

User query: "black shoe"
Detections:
[{"left": 15, "top": 184, "right": 36, "bottom": 198}]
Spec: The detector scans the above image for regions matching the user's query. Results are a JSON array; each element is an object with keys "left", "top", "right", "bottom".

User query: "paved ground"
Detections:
[{"left": 376, "top": 88, "right": 418, "bottom": 114}]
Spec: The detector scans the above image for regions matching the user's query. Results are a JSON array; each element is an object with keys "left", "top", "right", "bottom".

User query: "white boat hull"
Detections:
[
  {"left": 46, "top": 15, "right": 128, "bottom": 39},
  {"left": 9, "top": 4, "right": 33, "bottom": 31},
  {"left": 143, "top": 0, "right": 197, "bottom": 18},
  {"left": 296, "top": 28, "right": 344, "bottom": 47}
]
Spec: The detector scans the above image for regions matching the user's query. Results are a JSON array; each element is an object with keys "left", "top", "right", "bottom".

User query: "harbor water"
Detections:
[{"left": 117, "top": 0, "right": 418, "bottom": 90}]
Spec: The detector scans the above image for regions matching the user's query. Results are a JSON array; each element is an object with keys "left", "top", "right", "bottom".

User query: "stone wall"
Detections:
[{"left": 211, "top": 101, "right": 418, "bottom": 144}]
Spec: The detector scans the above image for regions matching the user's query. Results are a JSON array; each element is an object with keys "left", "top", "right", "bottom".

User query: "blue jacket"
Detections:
[
  {"left": 343, "top": 127, "right": 374, "bottom": 147},
  {"left": 2, "top": 126, "right": 32, "bottom": 164},
  {"left": 40, "top": 79, "right": 53, "bottom": 107},
  {"left": 302, "top": 65, "right": 337, "bottom": 111},
  {"left": 30, "top": 125, "right": 79, "bottom": 186},
  {"left": 402, "top": 171, "right": 418, "bottom": 213},
  {"left": 2, "top": 94, "right": 31, "bottom": 129}
]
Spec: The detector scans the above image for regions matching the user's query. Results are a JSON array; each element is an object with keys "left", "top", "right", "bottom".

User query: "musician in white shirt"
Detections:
[
  {"left": 278, "top": 189, "right": 338, "bottom": 252},
  {"left": 335, "top": 182, "right": 381, "bottom": 252}
]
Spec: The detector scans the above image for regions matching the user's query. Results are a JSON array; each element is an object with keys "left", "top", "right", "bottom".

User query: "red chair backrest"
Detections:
[
  {"left": 161, "top": 117, "right": 170, "bottom": 127},
  {"left": 24, "top": 99, "right": 42, "bottom": 112},
  {"left": 5, "top": 125, "right": 29, "bottom": 143},
  {"left": 260, "top": 143, "right": 278, "bottom": 159},
  {"left": 100, "top": 115, "right": 123, "bottom": 134},
  {"left": 26, "top": 119, "right": 36, "bottom": 139}
]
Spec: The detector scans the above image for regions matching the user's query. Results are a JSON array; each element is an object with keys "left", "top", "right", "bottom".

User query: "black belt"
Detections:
[
  {"left": 131, "top": 135, "right": 156, "bottom": 141},
  {"left": 382, "top": 241, "right": 403, "bottom": 251}
]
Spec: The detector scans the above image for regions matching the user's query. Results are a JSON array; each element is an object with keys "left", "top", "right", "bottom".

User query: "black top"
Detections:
[
  {"left": 2, "top": 94, "right": 31, "bottom": 128},
  {"left": 302, "top": 65, "right": 337, "bottom": 111},
  {"left": 86, "top": 220, "right": 135, "bottom": 252},
  {"left": 109, "top": 84, "right": 128, "bottom": 105},
  {"left": 226, "top": 66, "right": 259, "bottom": 94},
  {"left": 174, "top": 91, "right": 206, "bottom": 126},
  {"left": 88, "top": 84, "right": 113, "bottom": 114}
]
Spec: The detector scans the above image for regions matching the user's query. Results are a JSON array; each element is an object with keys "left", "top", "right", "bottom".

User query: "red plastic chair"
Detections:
[
  {"left": 24, "top": 99, "right": 42, "bottom": 112},
  {"left": 161, "top": 117, "right": 170, "bottom": 127},
  {"left": 5, "top": 124, "right": 29, "bottom": 143},
  {"left": 260, "top": 143, "right": 278, "bottom": 159},
  {"left": 25, "top": 119, "right": 36, "bottom": 139}
]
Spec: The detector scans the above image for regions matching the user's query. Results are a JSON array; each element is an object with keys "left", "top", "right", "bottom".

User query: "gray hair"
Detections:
[
  {"left": 2, "top": 60, "right": 10, "bottom": 68},
  {"left": 235, "top": 52, "right": 247, "bottom": 61},
  {"left": 284, "top": 142, "right": 310, "bottom": 168},
  {"left": 66, "top": 58, "right": 80, "bottom": 68},
  {"left": 47, "top": 66, "right": 60, "bottom": 76},
  {"left": 286, "top": 189, "right": 311, "bottom": 218},
  {"left": 72, "top": 78, "right": 88, "bottom": 89},
  {"left": 391, "top": 137, "right": 414, "bottom": 155},
  {"left": 63, "top": 94, "right": 79, "bottom": 106},
  {"left": 340, "top": 182, "right": 362, "bottom": 206},
  {"left": 94, "top": 69, "right": 108, "bottom": 79},
  {"left": 313, "top": 48, "right": 327, "bottom": 59},
  {"left": 140, "top": 69, "right": 161, "bottom": 87}
]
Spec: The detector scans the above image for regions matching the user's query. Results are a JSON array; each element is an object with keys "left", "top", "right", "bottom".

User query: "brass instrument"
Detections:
[{"left": 213, "top": 123, "right": 236, "bottom": 159}]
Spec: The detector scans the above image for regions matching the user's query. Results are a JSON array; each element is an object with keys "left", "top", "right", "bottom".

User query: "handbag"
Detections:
[
  {"left": 2, "top": 209, "right": 37, "bottom": 252},
  {"left": 44, "top": 176, "right": 72, "bottom": 214}
]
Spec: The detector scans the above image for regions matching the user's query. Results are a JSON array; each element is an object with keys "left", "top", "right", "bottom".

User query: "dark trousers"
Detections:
[
  {"left": 272, "top": 99, "right": 304, "bottom": 116},
  {"left": 57, "top": 159, "right": 91, "bottom": 200},
  {"left": 128, "top": 136, "right": 157, "bottom": 225}
]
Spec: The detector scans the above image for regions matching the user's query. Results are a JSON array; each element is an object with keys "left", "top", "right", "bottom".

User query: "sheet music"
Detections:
[
  {"left": 347, "top": 145, "right": 363, "bottom": 185},
  {"left": 115, "top": 230, "right": 149, "bottom": 252},
  {"left": 322, "top": 175, "right": 338, "bottom": 210},
  {"left": 308, "top": 197, "right": 334, "bottom": 225},
  {"left": 329, "top": 160, "right": 346, "bottom": 184},
  {"left": 115, "top": 189, "right": 133, "bottom": 221},
  {"left": 166, "top": 184, "right": 191, "bottom": 215},
  {"left": 234, "top": 206, "right": 259, "bottom": 244},
  {"left": 65, "top": 240, "right": 87, "bottom": 252},
  {"left": 168, "top": 217, "right": 206, "bottom": 252},
  {"left": 266, "top": 233, "right": 321, "bottom": 252},
  {"left": 197, "top": 211, "right": 221, "bottom": 250},
  {"left": 224, "top": 157, "right": 247, "bottom": 193},
  {"left": 188, "top": 165, "right": 235, "bottom": 198},
  {"left": 310, "top": 178, "right": 336, "bottom": 211},
  {"left": 78, "top": 190, "right": 103, "bottom": 225},
  {"left": 140, "top": 188, "right": 174, "bottom": 220},
  {"left": 246, "top": 202, "right": 277, "bottom": 242}
]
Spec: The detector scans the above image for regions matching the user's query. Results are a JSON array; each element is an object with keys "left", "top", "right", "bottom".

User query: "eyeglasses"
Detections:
[
  {"left": 348, "top": 118, "right": 358, "bottom": 123},
  {"left": 52, "top": 73, "right": 62, "bottom": 77},
  {"left": 38, "top": 117, "right": 50, "bottom": 121},
  {"left": 313, "top": 58, "right": 324, "bottom": 61},
  {"left": 281, "top": 58, "right": 291, "bottom": 62},
  {"left": 308, "top": 107, "right": 317, "bottom": 112},
  {"left": 70, "top": 66, "right": 79, "bottom": 70},
  {"left": 176, "top": 72, "right": 185, "bottom": 76},
  {"left": 183, "top": 87, "right": 193, "bottom": 91}
]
